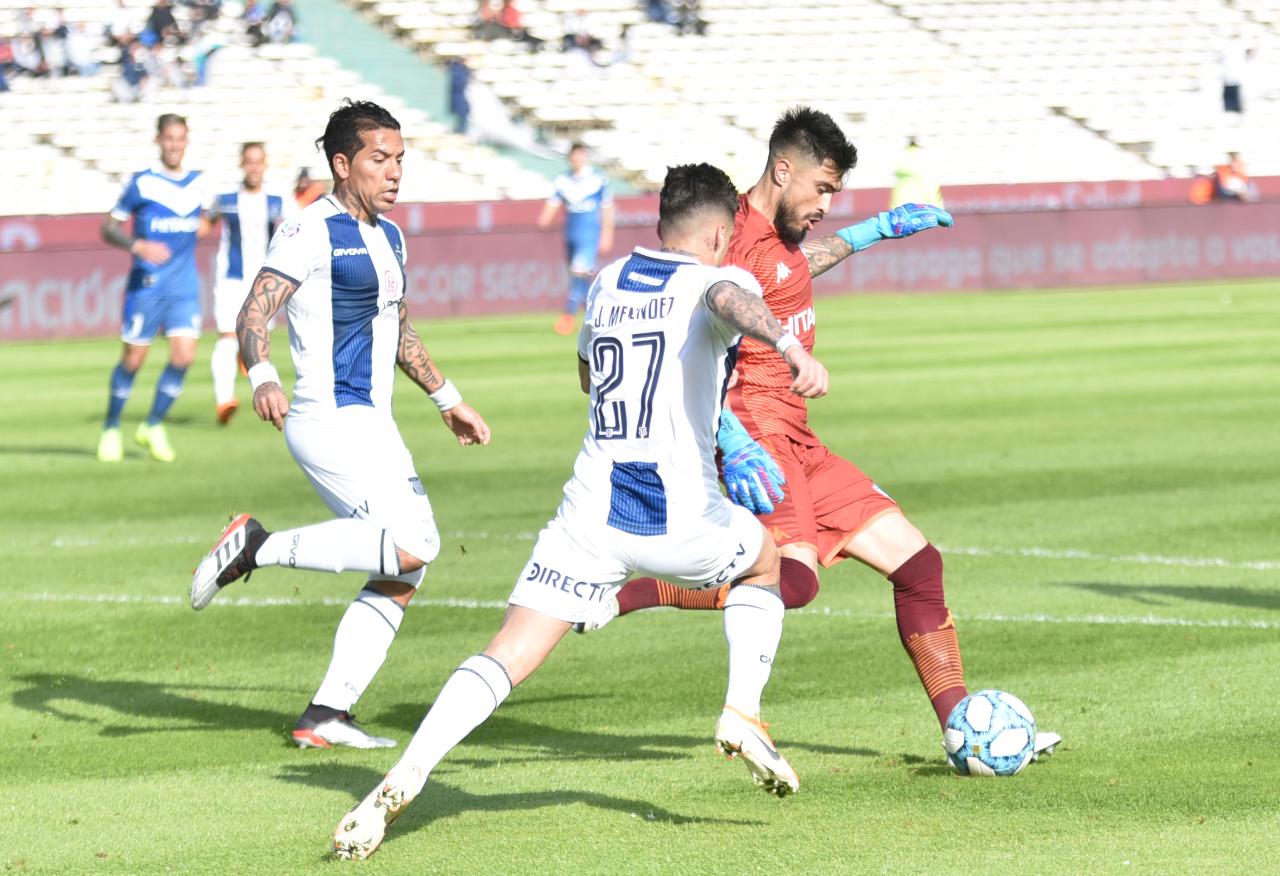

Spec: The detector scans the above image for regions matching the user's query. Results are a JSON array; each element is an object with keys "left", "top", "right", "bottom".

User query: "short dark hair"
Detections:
[
  {"left": 768, "top": 106, "right": 857, "bottom": 176},
  {"left": 156, "top": 113, "right": 187, "bottom": 134},
  {"left": 241, "top": 141, "right": 265, "bottom": 156},
  {"left": 315, "top": 99, "right": 401, "bottom": 176},
  {"left": 658, "top": 163, "right": 739, "bottom": 237}
]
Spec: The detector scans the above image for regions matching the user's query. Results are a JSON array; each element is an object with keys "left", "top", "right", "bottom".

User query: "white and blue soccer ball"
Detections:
[{"left": 944, "top": 689, "right": 1037, "bottom": 776}]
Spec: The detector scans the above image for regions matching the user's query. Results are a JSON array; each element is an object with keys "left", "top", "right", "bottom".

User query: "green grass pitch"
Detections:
[{"left": 1, "top": 280, "right": 1277, "bottom": 873}]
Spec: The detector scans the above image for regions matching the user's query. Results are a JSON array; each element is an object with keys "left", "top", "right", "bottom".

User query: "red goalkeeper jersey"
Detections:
[{"left": 725, "top": 193, "right": 820, "bottom": 446}]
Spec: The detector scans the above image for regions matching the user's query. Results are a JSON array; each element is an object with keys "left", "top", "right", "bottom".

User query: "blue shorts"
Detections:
[
  {"left": 121, "top": 294, "right": 203, "bottom": 345},
  {"left": 566, "top": 238, "right": 599, "bottom": 277}
]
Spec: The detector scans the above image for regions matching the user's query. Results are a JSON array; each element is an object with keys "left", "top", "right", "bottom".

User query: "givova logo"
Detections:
[{"left": 333, "top": 247, "right": 369, "bottom": 257}]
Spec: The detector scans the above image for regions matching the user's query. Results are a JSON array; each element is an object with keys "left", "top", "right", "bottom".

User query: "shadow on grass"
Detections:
[
  {"left": 376, "top": 700, "right": 879, "bottom": 768},
  {"left": 280, "top": 761, "right": 765, "bottom": 861},
  {"left": 0, "top": 445, "right": 99, "bottom": 458},
  {"left": 11, "top": 673, "right": 294, "bottom": 736},
  {"left": 1057, "top": 581, "right": 1280, "bottom": 612}
]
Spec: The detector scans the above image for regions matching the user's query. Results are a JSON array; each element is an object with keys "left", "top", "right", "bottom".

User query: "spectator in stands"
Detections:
[
  {"left": 448, "top": 56, "right": 472, "bottom": 135},
  {"left": 112, "top": 39, "right": 151, "bottom": 102},
  {"left": 561, "top": 8, "right": 603, "bottom": 53},
  {"left": 673, "top": 0, "right": 706, "bottom": 36},
  {"left": 891, "top": 135, "right": 944, "bottom": 209},
  {"left": 1213, "top": 152, "right": 1258, "bottom": 202},
  {"left": 1219, "top": 34, "right": 1253, "bottom": 115},
  {"left": 39, "top": 11, "right": 70, "bottom": 77},
  {"left": 107, "top": 0, "right": 139, "bottom": 48},
  {"left": 64, "top": 21, "right": 100, "bottom": 77},
  {"left": 243, "top": 0, "right": 267, "bottom": 46},
  {"left": 479, "top": 0, "right": 543, "bottom": 51},
  {"left": 644, "top": 0, "right": 678, "bottom": 25},
  {"left": 266, "top": 0, "right": 298, "bottom": 44},
  {"left": 146, "top": 0, "right": 185, "bottom": 46},
  {"left": 293, "top": 168, "right": 327, "bottom": 207},
  {"left": 10, "top": 33, "right": 47, "bottom": 78},
  {"left": 0, "top": 39, "right": 11, "bottom": 91}
]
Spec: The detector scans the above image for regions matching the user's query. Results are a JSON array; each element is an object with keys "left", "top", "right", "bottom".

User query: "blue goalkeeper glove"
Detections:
[
  {"left": 835, "top": 203, "right": 954, "bottom": 252},
  {"left": 717, "top": 409, "right": 785, "bottom": 515}
]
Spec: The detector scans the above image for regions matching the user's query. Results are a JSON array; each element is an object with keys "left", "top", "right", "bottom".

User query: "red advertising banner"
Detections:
[{"left": 3, "top": 201, "right": 1279, "bottom": 341}]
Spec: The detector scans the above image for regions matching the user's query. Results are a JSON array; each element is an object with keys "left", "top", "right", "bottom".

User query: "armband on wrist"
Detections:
[
  {"left": 429, "top": 379, "right": 463, "bottom": 412},
  {"left": 247, "top": 362, "right": 281, "bottom": 391},
  {"left": 775, "top": 332, "right": 801, "bottom": 356}
]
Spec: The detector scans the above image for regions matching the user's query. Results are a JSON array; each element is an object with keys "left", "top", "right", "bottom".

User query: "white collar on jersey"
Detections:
[
  {"left": 633, "top": 245, "right": 700, "bottom": 264},
  {"left": 148, "top": 163, "right": 192, "bottom": 181}
]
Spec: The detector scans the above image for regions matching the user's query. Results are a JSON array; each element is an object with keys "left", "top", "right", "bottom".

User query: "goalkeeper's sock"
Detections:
[
  {"left": 254, "top": 518, "right": 400, "bottom": 575},
  {"left": 722, "top": 584, "right": 784, "bottom": 717},
  {"left": 615, "top": 559, "right": 817, "bottom": 616},
  {"left": 888, "top": 544, "right": 967, "bottom": 728},
  {"left": 778, "top": 558, "right": 819, "bottom": 608},
  {"left": 616, "top": 578, "right": 727, "bottom": 615},
  {"left": 397, "top": 654, "right": 512, "bottom": 794}
]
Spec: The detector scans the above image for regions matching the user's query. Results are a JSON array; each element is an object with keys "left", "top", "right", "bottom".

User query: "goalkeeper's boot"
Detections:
[
  {"left": 135, "top": 421, "right": 176, "bottom": 462},
  {"left": 570, "top": 585, "right": 620, "bottom": 634},
  {"left": 293, "top": 711, "right": 396, "bottom": 749},
  {"left": 190, "top": 513, "right": 267, "bottom": 610},
  {"left": 1032, "top": 730, "right": 1063, "bottom": 761},
  {"left": 333, "top": 765, "right": 423, "bottom": 860},
  {"left": 714, "top": 705, "right": 799, "bottom": 797},
  {"left": 97, "top": 427, "right": 123, "bottom": 463}
]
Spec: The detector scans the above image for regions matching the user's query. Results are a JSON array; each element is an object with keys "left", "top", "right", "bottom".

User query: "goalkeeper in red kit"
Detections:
[{"left": 582, "top": 106, "right": 1059, "bottom": 759}]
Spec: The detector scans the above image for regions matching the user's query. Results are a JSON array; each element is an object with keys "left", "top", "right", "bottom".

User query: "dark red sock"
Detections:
[
  {"left": 616, "top": 578, "right": 725, "bottom": 615},
  {"left": 888, "top": 544, "right": 967, "bottom": 728},
  {"left": 778, "top": 557, "right": 819, "bottom": 608}
]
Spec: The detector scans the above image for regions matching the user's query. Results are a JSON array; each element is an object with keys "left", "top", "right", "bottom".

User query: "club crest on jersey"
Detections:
[
  {"left": 776, "top": 261, "right": 792, "bottom": 284},
  {"left": 384, "top": 269, "right": 399, "bottom": 296}
]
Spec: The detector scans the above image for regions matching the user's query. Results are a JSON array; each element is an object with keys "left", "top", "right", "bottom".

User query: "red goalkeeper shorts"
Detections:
[{"left": 754, "top": 435, "right": 900, "bottom": 568}]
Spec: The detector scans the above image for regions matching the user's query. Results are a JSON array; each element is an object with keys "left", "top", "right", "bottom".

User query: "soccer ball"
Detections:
[{"left": 944, "top": 689, "right": 1036, "bottom": 776}]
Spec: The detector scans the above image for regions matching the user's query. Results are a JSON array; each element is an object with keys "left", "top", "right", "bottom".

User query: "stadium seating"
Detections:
[
  {"left": 0, "top": 0, "right": 552, "bottom": 215},
  {"left": 2, "top": 0, "right": 1277, "bottom": 215},
  {"left": 357, "top": 0, "right": 1280, "bottom": 190}
]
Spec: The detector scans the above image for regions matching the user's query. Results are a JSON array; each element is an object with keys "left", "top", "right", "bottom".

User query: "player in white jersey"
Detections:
[
  {"left": 188, "top": 100, "right": 492, "bottom": 750},
  {"left": 203, "top": 142, "right": 297, "bottom": 425},
  {"left": 331, "top": 163, "right": 829, "bottom": 861}
]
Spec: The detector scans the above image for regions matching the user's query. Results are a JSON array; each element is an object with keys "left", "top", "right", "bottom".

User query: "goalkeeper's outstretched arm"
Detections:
[{"left": 801, "top": 203, "right": 954, "bottom": 278}]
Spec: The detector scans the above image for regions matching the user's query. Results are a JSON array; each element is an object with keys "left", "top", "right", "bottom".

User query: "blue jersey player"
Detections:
[
  {"left": 537, "top": 142, "right": 614, "bottom": 335},
  {"left": 98, "top": 113, "right": 208, "bottom": 463}
]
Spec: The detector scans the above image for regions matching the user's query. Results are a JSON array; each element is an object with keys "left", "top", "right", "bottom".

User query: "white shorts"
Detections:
[
  {"left": 213, "top": 278, "right": 249, "bottom": 334},
  {"left": 507, "top": 499, "right": 764, "bottom": 624},
  {"left": 284, "top": 407, "right": 441, "bottom": 574}
]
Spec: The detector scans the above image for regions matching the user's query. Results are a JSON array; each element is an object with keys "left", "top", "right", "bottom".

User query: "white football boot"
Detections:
[
  {"left": 1032, "top": 731, "right": 1062, "bottom": 761},
  {"left": 570, "top": 585, "right": 621, "bottom": 634},
  {"left": 333, "top": 766, "right": 423, "bottom": 861},
  {"left": 714, "top": 705, "right": 799, "bottom": 797},
  {"left": 293, "top": 712, "right": 396, "bottom": 749}
]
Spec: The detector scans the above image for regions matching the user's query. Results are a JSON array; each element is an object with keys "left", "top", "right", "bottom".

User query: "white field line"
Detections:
[
  {"left": 5, "top": 591, "right": 1279, "bottom": 631},
  {"left": 22, "top": 531, "right": 1279, "bottom": 573}
]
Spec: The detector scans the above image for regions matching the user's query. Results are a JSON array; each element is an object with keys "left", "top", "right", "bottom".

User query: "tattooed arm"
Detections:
[
  {"left": 705, "top": 281, "right": 828, "bottom": 398},
  {"left": 395, "top": 300, "right": 445, "bottom": 394},
  {"left": 237, "top": 268, "right": 298, "bottom": 430},
  {"left": 397, "top": 302, "right": 492, "bottom": 446},
  {"left": 800, "top": 233, "right": 854, "bottom": 279}
]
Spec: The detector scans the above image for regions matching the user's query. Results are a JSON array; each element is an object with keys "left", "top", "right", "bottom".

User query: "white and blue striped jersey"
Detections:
[
  {"left": 260, "top": 196, "right": 407, "bottom": 418},
  {"left": 568, "top": 247, "right": 763, "bottom": 534},
  {"left": 549, "top": 167, "right": 612, "bottom": 242},
  {"left": 210, "top": 187, "right": 295, "bottom": 289},
  {"left": 111, "top": 165, "right": 208, "bottom": 298}
]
